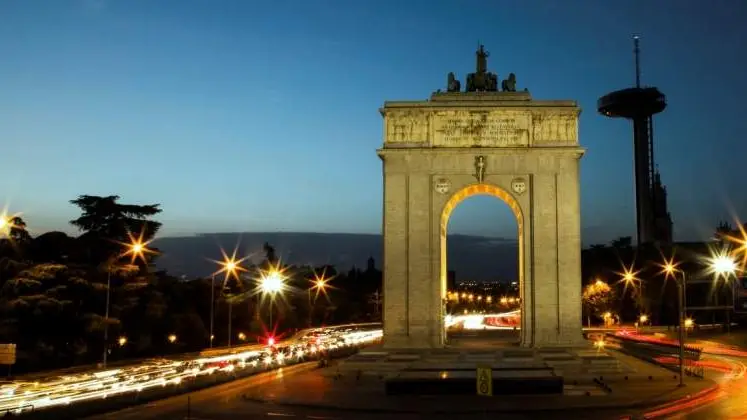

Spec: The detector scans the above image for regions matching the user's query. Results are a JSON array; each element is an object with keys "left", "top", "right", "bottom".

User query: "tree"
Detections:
[
  {"left": 7, "top": 216, "right": 31, "bottom": 244},
  {"left": 263, "top": 242, "right": 277, "bottom": 264},
  {"left": 582, "top": 280, "right": 615, "bottom": 326},
  {"left": 69, "top": 195, "right": 162, "bottom": 264},
  {"left": 610, "top": 236, "right": 633, "bottom": 249},
  {"left": 70, "top": 195, "right": 162, "bottom": 240}
]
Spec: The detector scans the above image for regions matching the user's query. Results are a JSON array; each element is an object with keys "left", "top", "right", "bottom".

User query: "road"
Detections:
[
  {"left": 613, "top": 329, "right": 747, "bottom": 419},
  {"left": 0, "top": 325, "right": 382, "bottom": 415},
  {"left": 0, "top": 312, "right": 522, "bottom": 416}
]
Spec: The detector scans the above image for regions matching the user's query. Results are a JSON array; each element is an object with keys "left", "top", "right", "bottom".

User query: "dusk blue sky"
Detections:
[{"left": 1, "top": 0, "right": 745, "bottom": 245}]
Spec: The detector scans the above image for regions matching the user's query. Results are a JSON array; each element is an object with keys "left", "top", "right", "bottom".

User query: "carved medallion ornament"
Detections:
[
  {"left": 474, "top": 156, "right": 486, "bottom": 183},
  {"left": 511, "top": 177, "right": 528, "bottom": 195},
  {"left": 434, "top": 178, "right": 451, "bottom": 194}
]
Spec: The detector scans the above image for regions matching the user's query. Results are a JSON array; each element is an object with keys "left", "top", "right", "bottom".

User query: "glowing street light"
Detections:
[
  {"left": 307, "top": 272, "right": 330, "bottom": 326},
  {"left": 259, "top": 266, "right": 287, "bottom": 327},
  {"left": 594, "top": 338, "right": 605, "bottom": 350},
  {"left": 708, "top": 252, "right": 738, "bottom": 279},
  {"left": 168, "top": 334, "right": 177, "bottom": 344},
  {"left": 260, "top": 271, "right": 285, "bottom": 294},
  {"left": 0, "top": 210, "right": 23, "bottom": 238},
  {"left": 237, "top": 332, "right": 247, "bottom": 341},
  {"left": 118, "top": 336, "right": 127, "bottom": 347},
  {"left": 684, "top": 318, "right": 694, "bottom": 329},
  {"left": 639, "top": 314, "right": 648, "bottom": 324}
]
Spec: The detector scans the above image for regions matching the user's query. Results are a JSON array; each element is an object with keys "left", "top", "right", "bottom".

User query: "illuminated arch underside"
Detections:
[{"left": 439, "top": 183, "right": 524, "bottom": 308}]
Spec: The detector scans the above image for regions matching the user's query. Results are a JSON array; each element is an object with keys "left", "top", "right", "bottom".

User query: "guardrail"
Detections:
[{"left": 605, "top": 333, "right": 705, "bottom": 379}]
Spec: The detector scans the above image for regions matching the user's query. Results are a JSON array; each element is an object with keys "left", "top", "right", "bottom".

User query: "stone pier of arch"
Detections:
[{"left": 378, "top": 90, "right": 586, "bottom": 349}]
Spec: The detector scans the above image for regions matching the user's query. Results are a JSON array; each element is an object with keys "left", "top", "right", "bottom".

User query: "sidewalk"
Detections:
[{"left": 241, "top": 353, "right": 716, "bottom": 414}]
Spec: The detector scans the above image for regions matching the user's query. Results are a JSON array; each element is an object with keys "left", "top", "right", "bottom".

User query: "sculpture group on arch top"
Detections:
[{"left": 444, "top": 44, "right": 524, "bottom": 93}]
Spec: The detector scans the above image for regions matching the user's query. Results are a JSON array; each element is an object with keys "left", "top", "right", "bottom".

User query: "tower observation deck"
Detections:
[{"left": 598, "top": 36, "right": 673, "bottom": 246}]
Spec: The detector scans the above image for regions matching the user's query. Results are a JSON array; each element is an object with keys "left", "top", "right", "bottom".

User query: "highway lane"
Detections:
[
  {"left": 0, "top": 326, "right": 382, "bottom": 416},
  {"left": 86, "top": 362, "right": 325, "bottom": 420},
  {"left": 0, "top": 313, "right": 521, "bottom": 416},
  {"left": 660, "top": 354, "right": 747, "bottom": 419},
  {"left": 612, "top": 330, "right": 747, "bottom": 419}
]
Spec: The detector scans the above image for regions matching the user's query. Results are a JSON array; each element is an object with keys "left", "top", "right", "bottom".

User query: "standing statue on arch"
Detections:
[
  {"left": 465, "top": 45, "right": 499, "bottom": 92},
  {"left": 501, "top": 73, "right": 518, "bottom": 92},
  {"left": 446, "top": 72, "right": 461, "bottom": 92}
]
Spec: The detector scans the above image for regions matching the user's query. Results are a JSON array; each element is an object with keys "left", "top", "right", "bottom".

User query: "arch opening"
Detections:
[{"left": 440, "top": 183, "right": 525, "bottom": 346}]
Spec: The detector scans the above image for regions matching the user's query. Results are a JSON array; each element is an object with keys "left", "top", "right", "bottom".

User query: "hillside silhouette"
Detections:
[{"left": 153, "top": 232, "right": 518, "bottom": 282}]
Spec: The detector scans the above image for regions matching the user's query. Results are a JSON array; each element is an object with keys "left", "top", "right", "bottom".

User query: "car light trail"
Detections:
[
  {"left": 446, "top": 310, "right": 521, "bottom": 330},
  {"left": 0, "top": 325, "right": 383, "bottom": 415}
]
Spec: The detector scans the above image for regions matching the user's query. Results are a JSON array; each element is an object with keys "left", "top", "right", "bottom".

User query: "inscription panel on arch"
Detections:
[{"left": 432, "top": 111, "right": 531, "bottom": 147}]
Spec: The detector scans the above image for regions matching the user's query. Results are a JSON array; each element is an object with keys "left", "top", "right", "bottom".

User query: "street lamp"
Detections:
[
  {"left": 308, "top": 273, "right": 329, "bottom": 326},
  {"left": 168, "top": 334, "right": 177, "bottom": 344},
  {"left": 103, "top": 238, "right": 149, "bottom": 368},
  {"left": 259, "top": 268, "right": 286, "bottom": 327},
  {"left": 707, "top": 251, "right": 739, "bottom": 332},
  {"left": 211, "top": 253, "right": 244, "bottom": 348},
  {"left": 663, "top": 260, "right": 686, "bottom": 387}
]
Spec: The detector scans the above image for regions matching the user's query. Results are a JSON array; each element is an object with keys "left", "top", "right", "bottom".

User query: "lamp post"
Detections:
[
  {"left": 221, "top": 259, "right": 239, "bottom": 348},
  {"left": 103, "top": 238, "right": 148, "bottom": 368},
  {"left": 209, "top": 274, "right": 215, "bottom": 348},
  {"left": 710, "top": 252, "right": 738, "bottom": 332},
  {"left": 663, "top": 262, "right": 686, "bottom": 387},
  {"left": 308, "top": 274, "right": 328, "bottom": 327},
  {"left": 210, "top": 251, "right": 245, "bottom": 349}
]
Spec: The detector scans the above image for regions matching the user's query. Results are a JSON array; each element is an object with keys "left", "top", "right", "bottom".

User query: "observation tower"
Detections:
[{"left": 598, "top": 36, "right": 672, "bottom": 245}]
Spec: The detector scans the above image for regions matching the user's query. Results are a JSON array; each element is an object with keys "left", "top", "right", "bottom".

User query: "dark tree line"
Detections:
[
  {"left": 0, "top": 195, "right": 382, "bottom": 374},
  {"left": 582, "top": 224, "right": 746, "bottom": 327}
]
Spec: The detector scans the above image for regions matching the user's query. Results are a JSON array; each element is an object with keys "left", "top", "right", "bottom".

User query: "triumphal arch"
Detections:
[{"left": 378, "top": 46, "right": 585, "bottom": 348}]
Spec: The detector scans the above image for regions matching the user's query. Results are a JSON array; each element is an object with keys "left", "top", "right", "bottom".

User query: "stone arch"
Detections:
[
  {"left": 439, "top": 183, "right": 526, "bottom": 345},
  {"left": 439, "top": 183, "right": 523, "bottom": 295},
  {"left": 378, "top": 89, "right": 585, "bottom": 350}
]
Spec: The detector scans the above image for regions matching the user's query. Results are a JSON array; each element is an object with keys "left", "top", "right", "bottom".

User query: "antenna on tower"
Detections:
[{"left": 633, "top": 35, "right": 641, "bottom": 88}]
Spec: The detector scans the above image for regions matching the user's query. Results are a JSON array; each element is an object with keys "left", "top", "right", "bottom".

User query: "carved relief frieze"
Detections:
[
  {"left": 385, "top": 110, "right": 429, "bottom": 144},
  {"left": 532, "top": 112, "right": 578, "bottom": 145}
]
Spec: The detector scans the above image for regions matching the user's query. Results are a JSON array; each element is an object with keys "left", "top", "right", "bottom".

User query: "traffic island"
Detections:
[{"left": 240, "top": 350, "right": 718, "bottom": 415}]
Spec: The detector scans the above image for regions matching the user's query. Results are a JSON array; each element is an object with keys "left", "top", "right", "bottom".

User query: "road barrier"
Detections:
[{"left": 605, "top": 333, "right": 705, "bottom": 379}]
